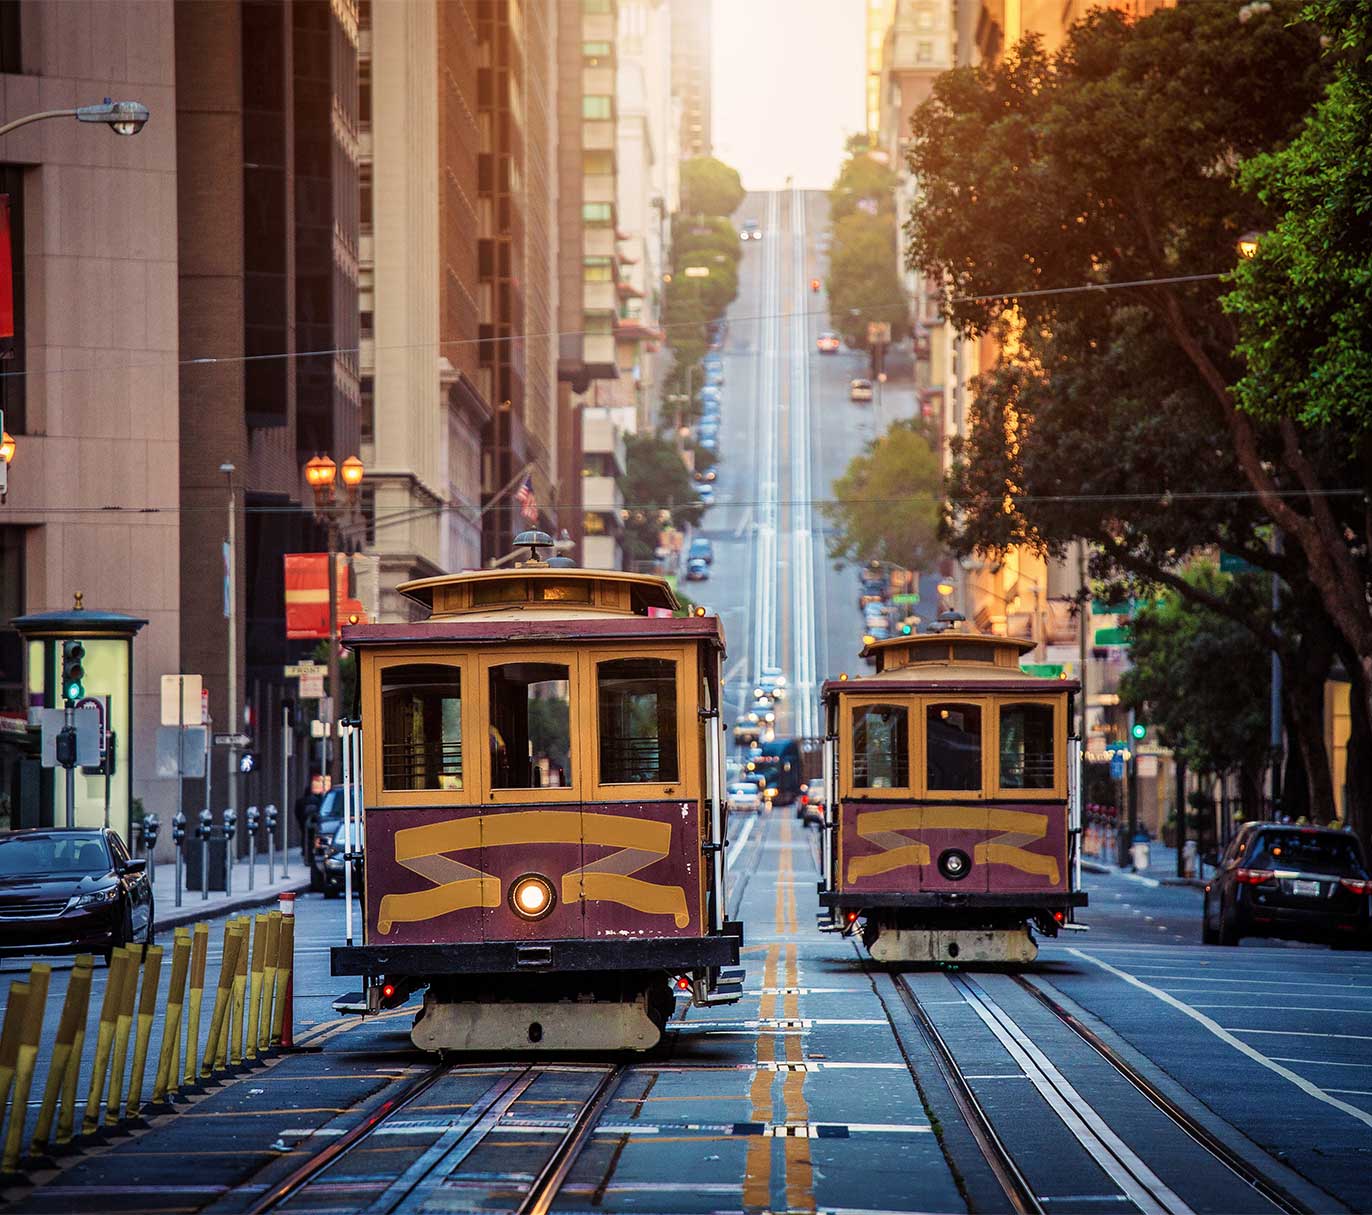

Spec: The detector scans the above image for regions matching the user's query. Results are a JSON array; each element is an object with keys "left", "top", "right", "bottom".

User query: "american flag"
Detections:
[{"left": 516, "top": 473, "right": 538, "bottom": 525}]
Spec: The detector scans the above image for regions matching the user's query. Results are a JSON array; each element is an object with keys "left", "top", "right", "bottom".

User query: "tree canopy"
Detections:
[
  {"left": 679, "top": 156, "right": 746, "bottom": 217},
  {"left": 619, "top": 432, "right": 703, "bottom": 565},
  {"left": 821, "top": 419, "right": 942, "bottom": 573},
  {"left": 829, "top": 153, "right": 900, "bottom": 224},
  {"left": 826, "top": 213, "right": 909, "bottom": 349}
]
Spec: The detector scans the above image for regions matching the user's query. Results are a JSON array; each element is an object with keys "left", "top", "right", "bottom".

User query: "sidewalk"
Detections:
[
  {"left": 147, "top": 850, "right": 311, "bottom": 931},
  {"left": 1080, "top": 839, "right": 1213, "bottom": 889}
]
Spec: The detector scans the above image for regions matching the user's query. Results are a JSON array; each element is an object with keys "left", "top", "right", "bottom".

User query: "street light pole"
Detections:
[
  {"left": 221, "top": 462, "right": 239, "bottom": 817},
  {"left": 0, "top": 100, "right": 150, "bottom": 140},
  {"left": 326, "top": 516, "right": 340, "bottom": 785}
]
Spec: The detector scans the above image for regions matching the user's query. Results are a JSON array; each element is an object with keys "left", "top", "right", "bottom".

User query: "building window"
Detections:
[
  {"left": 0, "top": 167, "right": 24, "bottom": 434},
  {"left": 0, "top": 2, "right": 19, "bottom": 74},
  {"left": 582, "top": 149, "right": 614, "bottom": 175},
  {"left": 583, "top": 257, "right": 613, "bottom": 282},
  {"left": 917, "top": 8, "right": 933, "bottom": 29},
  {"left": 916, "top": 40, "right": 933, "bottom": 62},
  {"left": 999, "top": 703, "right": 1055, "bottom": 790},
  {"left": 582, "top": 95, "right": 612, "bottom": 121},
  {"left": 582, "top": 40, "right": 612, "bottom": 63},
  {"left": 851, "top": 704, "right": 909, "bottom": 789},
  {"left": 597, "top": 658, "right": 678, "bottom": 784},
  {"left": 582, "top": 0, "right": 611, "bottom": 12},
  {"left": 360, "top": 374, "right": 374, "bottom": 442},
  {"left": 358, "top": 59, "right": 371, "bottom": 125},
  {"left": 926, "top": 703, "right": 982, "bottom": 791},
  {"left": 583, "top": 511, "right": 606, "bottom": 535},
  {"left": 582, "top": 202, "right": 613, "bottom": 225},
  {"left": 381, "top": 664, "right": 463, "bottom": 791}
]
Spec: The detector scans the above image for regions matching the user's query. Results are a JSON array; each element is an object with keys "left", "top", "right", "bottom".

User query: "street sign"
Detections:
[
  {"left": 213, "top": 732, "right": 251, "bottom": 748},
  {"left": 891, "top": 592, "right": 920, "bottom": 606},
  {"left": 39, "top": 707, "right": 101, "bottom": 769},
  {"left": 160, "top": 674, "right": 203, "bottom": 726},
  {"left": 298, "top": 673, "right": 325, "bottom": 699},
  {"left": 155, "top": 725, "right": 208, "bottom": 778},
  {"left": 284, "top": 662, "right": 323, "bottom": 678},
  {"left": 867, "top": 321, "right": 891, "bottom": 346}
]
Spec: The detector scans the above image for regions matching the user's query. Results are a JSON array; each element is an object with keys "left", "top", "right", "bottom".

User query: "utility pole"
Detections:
[{"left": 220, "top": 463, "right": 239, "bottom": 816}]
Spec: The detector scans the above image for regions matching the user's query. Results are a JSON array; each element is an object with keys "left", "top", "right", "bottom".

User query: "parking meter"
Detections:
[
  {"left": 198, "top": 809, "right": 213, "bottom": 902},
  {"left": 172, "top": 811, "right": 187, "bottom": 908},
  {"left": 265, "top": 803, "right": 279, "bottom": 883},
  {"left": 142, "top": 813, "right": 161, "bottom": 881},
  {"left": 246, "top": 806, "right": 260, "bottom": 892},
  {"left": 222, "top": 807, "right": 238, "bottom": 896},
  {"left": 246, "top": 805, "right": 259, "bottom": 834}
]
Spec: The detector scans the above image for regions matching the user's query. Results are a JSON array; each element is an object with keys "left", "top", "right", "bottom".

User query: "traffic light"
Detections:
[
  {"left": 1131, "top": 721, "right": 1147, "bottom": 741},
  {"left": 900, "top": 622, "right": 913, "bottom": 635},
  {"left": 61, "top": 640, "right": 86, "bottom": 702}
]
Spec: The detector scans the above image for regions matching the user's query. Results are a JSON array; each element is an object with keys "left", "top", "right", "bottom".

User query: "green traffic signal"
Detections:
[
  {"left": 61, "top": 640, "right": 86, "bottom": 702},
  {"left": 1131, "top": 721, "right": 1147, "bottom": 740}
]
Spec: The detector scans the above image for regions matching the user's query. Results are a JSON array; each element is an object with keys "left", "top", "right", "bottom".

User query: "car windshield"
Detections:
[
  {"left": 332, "top": 821, "right": 362, "bottom": 849},
  {"left": 728, "top": 783, "right": 755, "bottom": 797},
  {"left": 317, "top": 787, "right": 360, "bottom": 822},
  {"left": 0, "top": 833, "right": 110, "bottom": 877},
  {"left": 1247, "top": 831, "right": 1365, "bottom": 876}
]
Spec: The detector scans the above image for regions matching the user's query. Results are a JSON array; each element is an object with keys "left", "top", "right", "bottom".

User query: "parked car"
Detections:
[
  {"left": 0, "top": 829, "right": 153, "bottom": 962},
  {"left": 698, "top": 436, "right": 719, "bottom": 453},
  {"left": 755, "top": 667, "right": 787, "bottom": 701},
  {"left": 696, "top": 483, "right": 715, "bottom": 504},
  {"left": 798, "top": 779, "right": 827, "bottom": 826},
  {"left": 816, "top": 332, "right": 841, "bottom": 354},
  {"left": 686, "top": 557, "right": 710, "bottom": 581},
  {"left": 1203, "top": 824, "right": 1371, "bottom": 948},
  {"left": 689, "top": 537, "right": 714, "bottom": 565},
  {"left": 693, "top": 468, "right": 717, "bottom": 484},
  {"left": 740, "top": 219, "right": 761, "bottom": 241},
  {"left": 728, "top": 782, "right": 762, "bottom": 813},
  {"left": 309, "top": 784, "right": 360, "bottom": 891},
  {"left": 322, "top": 820, "right": 364, "bottom": 899},
  {"left": 850, "top": 378, "right": 874, "bottom": 402}
]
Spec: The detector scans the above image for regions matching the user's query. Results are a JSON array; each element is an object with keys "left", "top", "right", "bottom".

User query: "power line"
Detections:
[{"left": 948, "top": 272, "right": 1226, "bottom": 305}]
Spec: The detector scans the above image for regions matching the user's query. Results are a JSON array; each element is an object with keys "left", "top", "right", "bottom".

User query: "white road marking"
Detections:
[
  {"left": 1071, "top": 948, "right": 1372, "bottom": 1130},
  {"left": 1227, "top": 1027, "right": 1372, "bottom": 1042},
  {"left": 1122, "top": 873, "right": 1162, "bottom": 888},
  {"left": 726, "top": 814, "right": 758, "bottom": 871},
  {"left": 1267, "top": 1057, "right": 1372, "bottom": 1069},
  {"left": 1191, "top": 1004, "right": 1372, "bottom": 1014}
]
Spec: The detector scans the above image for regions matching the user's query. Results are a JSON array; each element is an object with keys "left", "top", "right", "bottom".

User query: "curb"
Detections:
[
  {"left": 1081, "top": 860, "right": 1110, "bottom": 875},
  {"left": 1081, "top": 859, "right": 1208, "bottom": 889},
  {"left": 158, "top": 880, "right": 311, "bottom": 933}
]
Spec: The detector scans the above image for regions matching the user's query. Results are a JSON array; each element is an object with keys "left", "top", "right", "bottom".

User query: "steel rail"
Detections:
[
  {"left": 890, "top": 974, "right": 1044, "bottom": 1215},
  {"left": 1013, "top": 976, "right": 1314, "bottom": 1215},
  {"left": 245, "top": 1058, "right": 462, "bottom": 1213},
  {"left": 518, "top": 1064, "right": 625, "bottom": 1215}
]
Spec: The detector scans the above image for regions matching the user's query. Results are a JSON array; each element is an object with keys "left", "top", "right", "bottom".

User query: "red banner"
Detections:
[
  {"left": 284, "top": 553, "right": 367, "bottom": 639},
  {"left": 0, "top": 195, "right": 13, "bottom": 359}
]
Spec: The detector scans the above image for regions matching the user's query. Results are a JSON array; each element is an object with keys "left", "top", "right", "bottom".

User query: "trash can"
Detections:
[{"left": 184, "top": 830, "right": 228, "bottom": 893}]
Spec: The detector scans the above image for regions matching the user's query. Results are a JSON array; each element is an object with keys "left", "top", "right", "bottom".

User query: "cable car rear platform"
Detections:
[
  {"left": 818, "top": 890, "right": 1087, "bottom": 910},
  {"left": 332, "top": 928, "right": 743, "bottom": 977}
]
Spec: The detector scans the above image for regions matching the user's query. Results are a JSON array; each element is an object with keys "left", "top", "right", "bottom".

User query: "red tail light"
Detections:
[
  {"left": 1235, "top": 868, "right": 1275, "bottom": 886},
  {"left": 1053, "top": 910, "right": 1064, "bottom": 924},
  {"left": 800, "top": 795, "right": 808, "bottom": 806},
  {"left": 382, "top": 982, "right": 396, "bottom": 1000},
  {"left": 846, "top": 911, "right": 858, "bottom": 924},
  {"left": 676, "top": 976, "right": 691, "bottom": 991},
  {"left": 1339, "top": 877, "right": 1371, "bottom": 895}
]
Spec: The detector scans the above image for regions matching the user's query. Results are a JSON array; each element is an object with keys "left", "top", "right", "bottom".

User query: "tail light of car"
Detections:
[
  {"left": 1234, "top": 868, "right": 1276, "bottom": 886},
  {"left": 1338, "top": 877, "right": 1371, "bottom": 895}
]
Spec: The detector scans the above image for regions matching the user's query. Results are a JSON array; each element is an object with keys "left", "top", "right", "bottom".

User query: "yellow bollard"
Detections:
[
  {"left": 104, "top": 945, "right": 142, "bottom": 1128},
  {"left": 2, "top": 963, "right": 52, "bottom": 1172},
  {"left": 82, "top": 950, "right": 129, "bottom": 1135},
  {"left": 151, "top": 930, "right": 191, "bottom": 1105},
  {"left": 271, "top": 913, "right": 295, "bottom": 1046},
  {"left": 202, "top": 923, "right": 244, "bottom": 1077},
  {"left": 258, "top": 912, "right": 281, "bottom": 1053},
  {"left": 124, "top": 944, "right": 164, "bottom": 1119},
  {"left": 182, "top": 923, "right": 209, "bottom": 1089},
  {"left": 56, "top": 960, "right": 96, "bottom": 1148},
  {"left": 231, "top": 916, "right": 250, "bottom": 1066},
  {"left": 31, "top": 957, "right": 93, "bottom": 1157},
  {"left": 0, "top": 981, "right": 29, "bottom": 1171},
  {"left": 245, "top": 916, "right": 268, "bottom": 1062}
]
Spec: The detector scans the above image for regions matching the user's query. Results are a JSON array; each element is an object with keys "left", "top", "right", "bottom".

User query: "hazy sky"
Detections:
[{"left": 711, "top": 0, "right": 867, "bottom": 192}]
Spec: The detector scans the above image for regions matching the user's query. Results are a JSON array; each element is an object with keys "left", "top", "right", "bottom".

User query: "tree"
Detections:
[
  {"left": 1120, "top": 569, "right": 1272, "bottom": 819},
  {"left": 905, "top": 1, "right": 1372, "bottom": 839},
  {"left": 830, "top": 153, "right": 900, "bottom": 224},
  {"left": 822, "top": 419, "right": 942, "bottom": 573},
  {"left": 827, "top": 213, "right": 908, "bottom": 348},
  {"left": 679, "top": 156, "right": 745, "bottom": 217},
  {"left": 1225, "top": 0, "right": 1372, "bottom": 435},
  {"left": 619, "top": 432, "right": 703, "bottom": 565}
]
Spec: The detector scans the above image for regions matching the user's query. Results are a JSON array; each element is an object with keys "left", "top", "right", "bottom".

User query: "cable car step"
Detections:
[{"left": 332, "top": 991, "right": 367, "bottom": 1015}]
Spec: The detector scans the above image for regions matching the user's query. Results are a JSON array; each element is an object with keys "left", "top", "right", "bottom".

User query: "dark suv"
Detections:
[{"left": 1204, "top": 824, "right": 1370, "bottom": 948}]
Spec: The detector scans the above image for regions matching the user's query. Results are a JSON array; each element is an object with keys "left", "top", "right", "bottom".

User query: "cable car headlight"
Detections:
[
  {"left": 938, "top": 849, "right": 972, "bottom": 882},
  {"left": 510, "top": 873, "right": 556, "bottom": 920}
]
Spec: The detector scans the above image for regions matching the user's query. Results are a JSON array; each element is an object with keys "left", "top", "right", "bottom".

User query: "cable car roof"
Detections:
[
  {"left": 824, "top": 631, "right": 1079, "bottom": 695},
  {"left": 395, "top": 566, "right": 680, "bottom": 619}
]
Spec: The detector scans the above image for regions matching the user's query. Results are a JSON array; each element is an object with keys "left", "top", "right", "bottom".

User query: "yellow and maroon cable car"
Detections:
[
  {"left": 331, "top": 536, "right": 742, "bottom": 1052},
  {"left": 817, "top": 632, "right": 1086, "bottom": 964}
]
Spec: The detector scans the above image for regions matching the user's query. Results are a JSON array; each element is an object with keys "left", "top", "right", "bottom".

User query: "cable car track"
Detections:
[
  {"left": 891, "top": 972, "right": 1313, "bottom": 1215},
  {"left": 248, "top": 1062, "right": 624, "bottom": 1215}
]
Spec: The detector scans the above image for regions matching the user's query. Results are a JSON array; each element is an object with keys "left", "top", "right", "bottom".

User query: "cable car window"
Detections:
[
  {"left": 851, "top": 704, "right": 909, "bottom": 788},
  {"left": 926, "top": 702, "right": 981, "bottom": 790},
  {"left": 489, "top": 663, "right": 573, "bottom": 789},
  {"left": 999, "top": 702, "right": 1055, "bottom": 789},
  {"left": 597, "top": 658, "right": 678, "bottom": 783},
  {"left": 381, "top": 664, "right": 463, "bottom": 791}
]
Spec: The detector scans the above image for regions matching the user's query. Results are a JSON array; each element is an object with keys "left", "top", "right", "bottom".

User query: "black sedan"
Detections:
[
  {"left": 308, "top": 784, "right": 359, "bottom": 890},
  {"left": 322, "top": 821, "right": 364, "bottom": 900},
  {"left": 0, "top": 829, "right": 154, "bottom": 962},
  {"left": 1204, "top": 823, "right": 1370, "bottom": 948}
]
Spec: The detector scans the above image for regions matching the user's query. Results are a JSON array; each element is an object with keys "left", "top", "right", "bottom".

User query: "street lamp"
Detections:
[
  {"left": 1236, "top": 231, "right": 1262, "bottom": 260},
  {"left": 0, "top": 427, "right": 12, "bottom": 503},
  {"left": 304, "top": 453, "right": 364, "bottom": 784},
  {"left": 0, "top": 99, "right": 150, "bottom": 140}
]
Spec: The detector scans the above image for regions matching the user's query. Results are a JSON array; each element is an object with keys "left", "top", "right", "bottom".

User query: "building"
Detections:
[
  {"left": 478, "top": 0, "right": 560, "bottom": 563},
  {"left": 866, "top": 0, "right": 897, "bottom": 136},
  {"left": 669, "top": 0, "right": 711, "bottom": 157},
  {"left": 0, "top": 0, "right": 180, "bottom": 832},
  {"left": 358, "top": 0, "right": 490, "bottom": 618},
  {"left": 177, "top": 0, "right": 360, "bottom": 815}
]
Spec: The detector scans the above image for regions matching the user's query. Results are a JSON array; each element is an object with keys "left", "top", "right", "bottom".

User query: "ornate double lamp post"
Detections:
[{"left": 304, "top": 454, "right": 364, "bottom": 782}]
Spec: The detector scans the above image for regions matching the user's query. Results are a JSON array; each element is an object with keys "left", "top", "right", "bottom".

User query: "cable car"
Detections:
[
  {"left": 817, "top": 632, "right": 1086, "bottom": 963},
  {"left": 331, "top": 534, "right": 743, "bottom": 1052}
]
